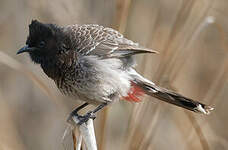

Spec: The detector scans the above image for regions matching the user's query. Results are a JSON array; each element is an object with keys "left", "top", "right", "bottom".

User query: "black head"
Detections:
[{"left": 17, "top": 20, "right": 65, "bottom": 64}]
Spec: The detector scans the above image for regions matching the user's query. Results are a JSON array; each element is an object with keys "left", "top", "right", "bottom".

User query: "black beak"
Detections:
[{"left": 17, "top": 45, "right": 37, "bottom": 55}]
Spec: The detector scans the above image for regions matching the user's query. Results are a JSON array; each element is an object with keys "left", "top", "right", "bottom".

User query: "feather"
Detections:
[
  {"left": 64, "top": 24, "right": 158, "bottom": 57},
  {"left": 123, "top": 82, "right": 144, "bottom": 102}
]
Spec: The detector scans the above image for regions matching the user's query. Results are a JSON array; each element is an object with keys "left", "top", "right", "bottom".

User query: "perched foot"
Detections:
[
  {"left": 77, "top": 111, "right": 96, "bottom": 125},
  {"left": 67, "top": 103, "right": 107, "bottom": 125},
  {"left": 68, "top": 111, "right": 96, "bottom": 125}
]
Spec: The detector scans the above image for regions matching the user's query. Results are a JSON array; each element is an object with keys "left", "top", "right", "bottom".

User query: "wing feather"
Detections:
[{"left": 66, "top": 24, "right": 158, "bottom": 57}]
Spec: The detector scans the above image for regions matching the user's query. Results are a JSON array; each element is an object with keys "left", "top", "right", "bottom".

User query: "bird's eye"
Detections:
[{"left": 38, "top": 41, "right": 46, "bottom": 48}]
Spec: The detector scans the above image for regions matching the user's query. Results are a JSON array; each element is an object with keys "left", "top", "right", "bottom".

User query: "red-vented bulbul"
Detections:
[{"left": 17, "top": 20, "right": 213, "bottom": 124}]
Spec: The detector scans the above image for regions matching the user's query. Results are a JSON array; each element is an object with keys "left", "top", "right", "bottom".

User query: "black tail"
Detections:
[{"left": 135, "top": 80, "right": 214, "bottom": 114}]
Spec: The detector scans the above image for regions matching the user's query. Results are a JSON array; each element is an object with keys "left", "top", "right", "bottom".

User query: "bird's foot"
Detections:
[
  {"left": 68, "top": 111, "right": 96, "bottom": 125},
  {"left": 77, "top": 111, "right": 96, "bottom": 125},
  {"left": 67, "top": 103, "right": 106, "bottom": 126}
]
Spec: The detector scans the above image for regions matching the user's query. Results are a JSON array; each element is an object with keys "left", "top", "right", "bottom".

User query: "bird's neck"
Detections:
[{"left": 40, "top": 58, "right": 62, "bottom": 80}]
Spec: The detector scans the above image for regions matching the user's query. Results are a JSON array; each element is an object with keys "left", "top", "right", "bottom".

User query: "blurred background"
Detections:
[{"left": 0, "top": 0, "right": 227, "bottom": 149}]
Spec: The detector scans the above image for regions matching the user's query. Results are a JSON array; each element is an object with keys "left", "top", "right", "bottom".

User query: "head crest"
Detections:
[{"left": 28, "top": 20, "right": 54, "bottom": 38}]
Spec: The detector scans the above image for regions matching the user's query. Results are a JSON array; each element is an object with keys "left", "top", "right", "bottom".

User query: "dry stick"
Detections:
[
  {"left": 0, "top": 52, "right": 56, "bottom": 101},
  {"left": 169, "top": 0, "right": 215, "bottom": 82},
  {"left": 140, "top": 4, "right": 198, "bottom": 147},
  {"left": 155, "top": 0, "right": 211, "bottom": 84},
  {"left": 125, "top": 102, "right": 157, "bottom": 150},
  {"left": 76, "top": 135, "right": 83, "bottom": 150},
  {"left": 124, "top": 34, "right": 152, "bottom": 150},
  {"left": 169, "top": 17, "right": 214, "bottom": 150},
  {"left": 204, "top": 22, "right": 228, "bottom": 104},
  {"left": 0, "top": 52, "right": 64, "bottom": 108},
  {"left": 138, "top": 106, "right": 161, "bottom": 150},
  {"left": 98, "top": 107, "right": 108, "bottom": 150},
  {"left": 138, "top": 2, "right": 197, "bottom": 149},
  {"left": 164, "top": 2, "right": 215, "bottom": 150},
  {"left": 124, "top": 102, "right": 147, "bottom": 149},
  {"left": 0, "top": 52, "right": 79, "bottom": 148},
  {"left": 70, "top": 117, "right": 97, "bottom": 150},
  {"left": 186, "top": 111, "right": 210, "bottom": 150},
  {"left": 0, "top": 52, "right": 80, "bottom": 149},
  {"left": 206, "top": 61, "right": 228, "bottom": 104},
  {"left": 165, "top": 1, "right": 202, "bottom": 82},
  {"left": 146, "top": 1, "right": 214, "bottom": 150},
  {"left": 70, "top": 128, "right": 83, "bottom": 150},
  {"left": 72, "top": 130, "right": 77, "bottom": 150},
  {"left": 166, "top": 3, "right": 215, "bottom": 150},
  {"left": 0, "top": 92, "right": 26, "bottom": 150},
  {"left": 131, "top": 1, "right": 209, "bottom": 149},
  {"left": 168, "top": 17, "right": 215, "bottom": 150},
  {"left": 169, "top": 16, "right": 215, "bottom": 98},
  {"left": 112, "top": 0, "right": 132, "bottom": 33},
  {"left": 125, "top": 4, "right": 162, "bottom": 149},
  {"left": 186, "top": 22, "right": 228, "bottom": 150},
  {"left": 128, "top": 1, "right": 195, "bottom": 149},
  {"left": 152, "top": 0, "right": 196, "bottom": 82},
  {"left": 130, "top": 1, "right": 214, "bottom": 150}
]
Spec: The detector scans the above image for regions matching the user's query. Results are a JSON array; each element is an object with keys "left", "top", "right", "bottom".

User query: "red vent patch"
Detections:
[{"left": 123, "top": 82, "right": 144, "bottom": 102}]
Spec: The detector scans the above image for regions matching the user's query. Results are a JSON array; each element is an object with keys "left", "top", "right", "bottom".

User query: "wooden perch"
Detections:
[{"left": 64, "top": 116, "right": 97, "bottom": 150}]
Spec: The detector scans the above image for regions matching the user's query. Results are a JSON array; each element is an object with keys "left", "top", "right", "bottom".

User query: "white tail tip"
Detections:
[{"left": 194, "top": 104, "right": 214, "bottom": 115}]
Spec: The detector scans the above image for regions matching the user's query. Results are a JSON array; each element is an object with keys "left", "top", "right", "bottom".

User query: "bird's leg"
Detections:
[
  {"left": 76, "top": 102, "right": 108, "bottom": 125},
  {"left": 92, "top": 102, "right": 108, "bottom": 113},
  {"left": 67, "top": 102, "right": 89, "bottom": 124},
  {"left": 71, "top": 102, "right": 89, "bottom": 116}
]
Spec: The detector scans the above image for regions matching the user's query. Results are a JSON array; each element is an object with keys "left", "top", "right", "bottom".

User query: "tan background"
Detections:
[{"left": 0, "top": 0, "right": 227, "bottom": 150}]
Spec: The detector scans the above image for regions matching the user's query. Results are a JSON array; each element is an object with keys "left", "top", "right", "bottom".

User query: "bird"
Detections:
[{"left": 17, "top": 20, "right": 213, "bottom": 124}]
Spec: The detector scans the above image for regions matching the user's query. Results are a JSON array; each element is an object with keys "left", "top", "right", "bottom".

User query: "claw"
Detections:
[
  {"left": 77, "top": 112, "right": 96, "bottom": 125},
  {"left": 69, "top": 111, "right": 96, "bottom": 125},
  {"left": 67, "top": 103, "right": 106, "bottom": 125}
]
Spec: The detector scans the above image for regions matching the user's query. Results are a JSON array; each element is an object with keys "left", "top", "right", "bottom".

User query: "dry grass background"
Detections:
[{"left": 0, "top": 0, "right": 227, "bottom": 150}]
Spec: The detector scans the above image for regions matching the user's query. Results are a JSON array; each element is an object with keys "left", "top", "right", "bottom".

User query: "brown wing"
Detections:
[{"left": 65, "top": 24, "right": 158, "bottom": 57}]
